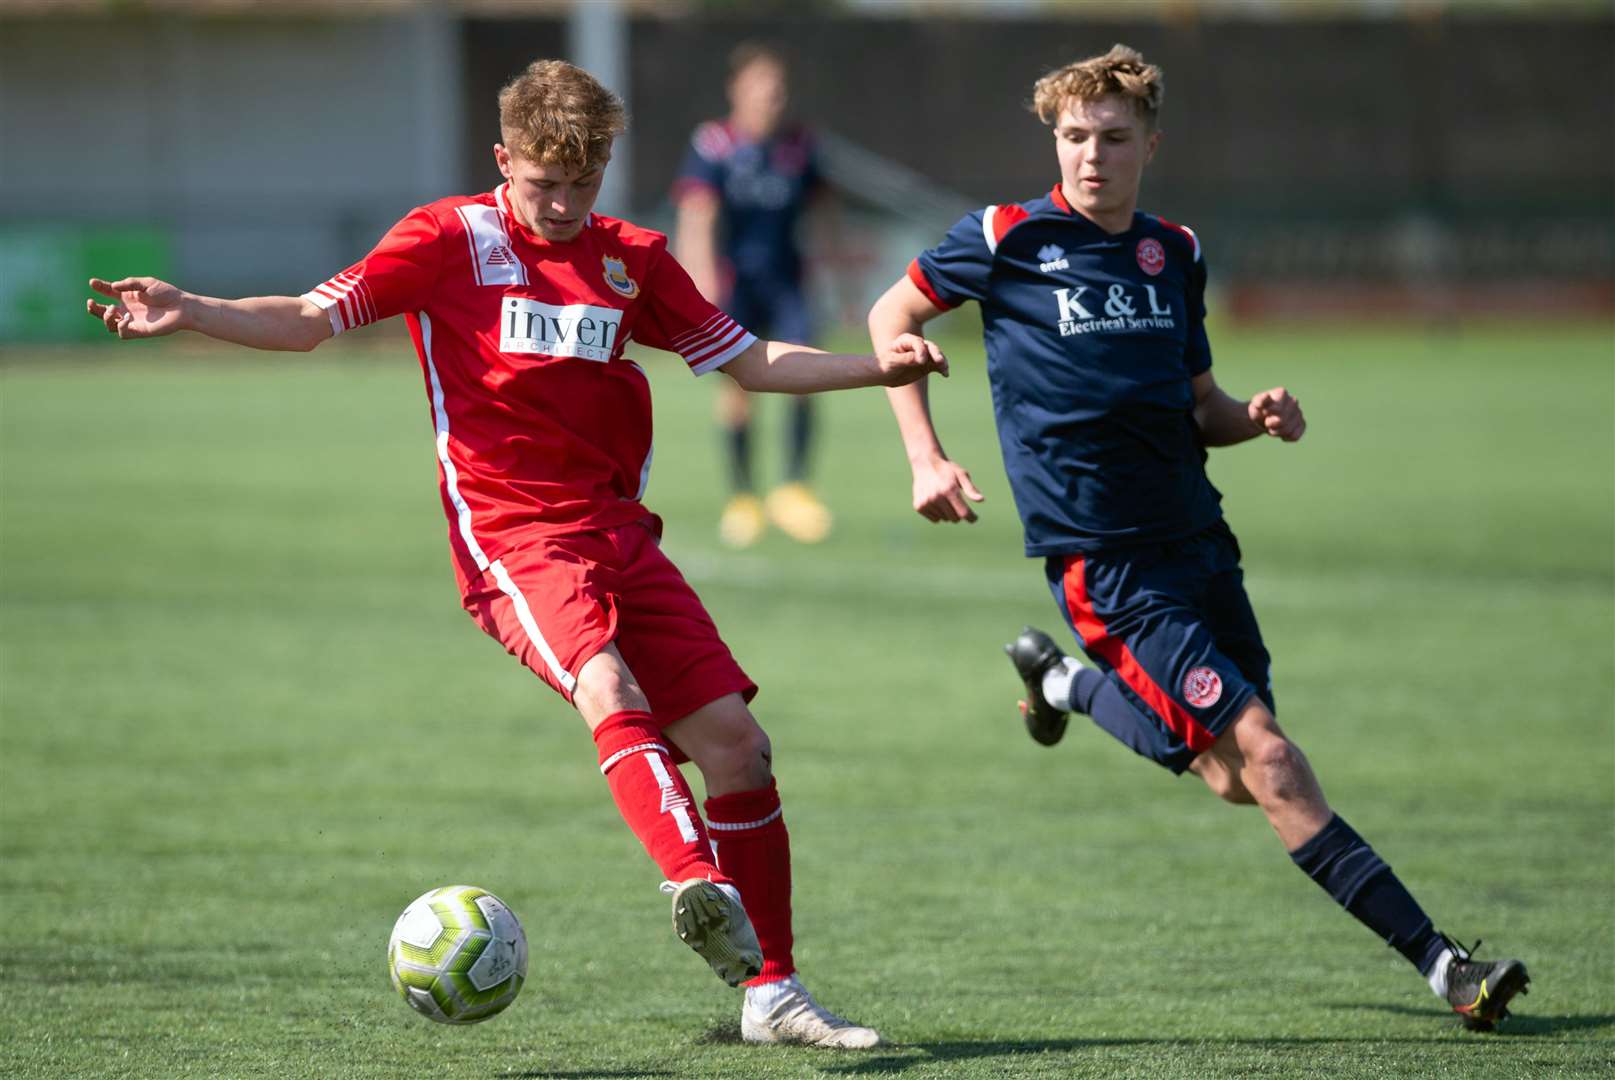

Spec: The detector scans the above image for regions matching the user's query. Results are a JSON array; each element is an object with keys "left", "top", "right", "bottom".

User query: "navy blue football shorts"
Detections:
[
  {"left": 726, "top": 277, "right": 812, "bottom": 345},
  {"left": 1045, "top": 522, "right": 1274, "bottom": 774}
]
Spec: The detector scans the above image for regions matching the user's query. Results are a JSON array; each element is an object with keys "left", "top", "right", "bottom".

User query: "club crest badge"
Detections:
[
  {"left": 601, "top": 255, "right": 639, "bottom": 299},
  {"left": 1136, "top": 237, "right": 1166, "bottom": 276},
  {"left": 1183, "top": 666, "right": 1223, "bottom": 709}
]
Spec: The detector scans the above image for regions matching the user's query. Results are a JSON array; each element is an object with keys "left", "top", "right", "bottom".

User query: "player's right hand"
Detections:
[
  {"left": 911, "top": 455, "right": 984, "bottom": 524},
  {"left": 878, "top": 333, "right": 949, "bottom": 385},
  {"left": 86, "top": 277, "right": 189, "bottom": 339}
]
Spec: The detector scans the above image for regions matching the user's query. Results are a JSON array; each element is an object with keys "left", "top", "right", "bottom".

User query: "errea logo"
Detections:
[{"left": 1037, "top": 244, "right": 1070, "bottom": 273}]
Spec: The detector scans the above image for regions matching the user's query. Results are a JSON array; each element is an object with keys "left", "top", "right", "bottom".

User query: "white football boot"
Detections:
[
  {"left": 741, "top": 974, "right": 883, "bottom": 1048},
  {"left": 662, "top": 879, "right": 762, "bottom": 987}
]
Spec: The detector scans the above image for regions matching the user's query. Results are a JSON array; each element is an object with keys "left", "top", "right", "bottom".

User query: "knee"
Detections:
[
  {"left": 1246, "top": 735, "right": 1311, "bottom": 803},
  {"left": 573, "top": 663, "right": 640, "bottom": 723},
  {"left": 698, "top": 717, "right": 773, "bottom": 788}
]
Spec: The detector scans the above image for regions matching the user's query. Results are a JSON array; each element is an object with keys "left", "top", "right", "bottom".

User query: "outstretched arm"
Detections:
[
  {"left": 719, "top": 332, "right": 947, "bottom": 394},
  {"left": 870, "top": 274, "right": 985, "bottom": 524},
  {"left": 86, "top": 277, "right": 333, "bottom": 352},
  {"left": 1191, "top": 370, "right": 1306, "bottom": 446}
]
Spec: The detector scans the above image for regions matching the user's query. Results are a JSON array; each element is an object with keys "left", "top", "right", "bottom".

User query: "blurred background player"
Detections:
[
  {"left": 673, "top": 42, "right": 837, "bottom": 547},
  {"left": 86, "top": 58, "right": 951, "bottom": 1049},
  {"left": 869, "top": 44, "right": 1530, "bottom": 1032}
]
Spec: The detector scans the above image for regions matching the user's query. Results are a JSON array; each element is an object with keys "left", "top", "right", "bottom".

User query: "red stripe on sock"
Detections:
[{"left": 1061, "top": 555, "right": 1216, "bottom": 753}]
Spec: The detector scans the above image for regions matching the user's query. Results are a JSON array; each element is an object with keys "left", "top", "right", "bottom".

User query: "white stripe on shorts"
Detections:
[{"left": 422, "top": 312, "right": 575, "bottom": 694}]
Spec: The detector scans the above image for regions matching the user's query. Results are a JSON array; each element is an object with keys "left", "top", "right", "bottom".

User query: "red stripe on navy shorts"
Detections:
[{"left": 1061, "top": 553, "right": 1218, "bottom": 754}]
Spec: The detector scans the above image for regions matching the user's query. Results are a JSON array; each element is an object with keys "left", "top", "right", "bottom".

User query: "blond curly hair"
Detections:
[
  {"left": 1031, "top": 44, "right": 1164, "bottom": 128},
  {"left": 498, "top": 59, "right": 627, "bottom": 170}
]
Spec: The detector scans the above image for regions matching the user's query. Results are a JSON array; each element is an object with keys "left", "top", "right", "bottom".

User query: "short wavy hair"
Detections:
[
  {"left": 498, "top": 59, "right": 627, "bottom": 170},
  {"left": 1031, "top": 44, "right": 1164, "bottom": 129}
]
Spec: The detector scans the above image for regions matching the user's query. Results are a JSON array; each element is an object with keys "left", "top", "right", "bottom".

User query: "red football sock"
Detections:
[
  {"left": 593, "top": 710, "right": 725, "bottom": 885},
  {"left": 705, "top": 777, "right": 794, "bottom": 984}
]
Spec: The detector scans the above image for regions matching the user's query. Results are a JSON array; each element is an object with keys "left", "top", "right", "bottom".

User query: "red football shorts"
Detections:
[{"left": 462, "top": 518, "right": 756, "bottom": 728}]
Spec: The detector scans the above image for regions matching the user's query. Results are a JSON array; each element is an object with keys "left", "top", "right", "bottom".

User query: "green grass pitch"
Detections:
[{"left": 2, "top": 319, "right": 1611, "bottom": 1078}]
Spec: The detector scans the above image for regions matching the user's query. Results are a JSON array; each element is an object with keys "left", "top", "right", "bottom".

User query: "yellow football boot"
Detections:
[
  {"left": 765, "top": 482, "right": 832, "bottom": 544},
  {"left": 718, "top": 493, "right": 767, "bottom": 548}
]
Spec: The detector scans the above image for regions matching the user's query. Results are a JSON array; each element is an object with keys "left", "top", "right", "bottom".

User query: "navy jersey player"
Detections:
[
  {"left": 867, "top": 44, "right": 1529, "bottom": 1030},
  {"left": 674, "top": 42, "right": 834, "bottom": 548}
]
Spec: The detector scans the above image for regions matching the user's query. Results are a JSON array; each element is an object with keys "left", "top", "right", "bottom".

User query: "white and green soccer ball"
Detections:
[{"left": 387, "top": 885, "right": 528, "bottom": 1024}]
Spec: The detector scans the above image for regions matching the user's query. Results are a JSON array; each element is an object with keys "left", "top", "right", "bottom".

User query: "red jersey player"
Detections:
[{"left": 85, "top": 59, "right": 945, "bottom": 1048}]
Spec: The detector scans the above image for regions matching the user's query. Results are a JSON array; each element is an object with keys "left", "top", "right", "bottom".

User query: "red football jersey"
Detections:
[{"left": 301, "top": 183, "right": 756, "bottom": 575}]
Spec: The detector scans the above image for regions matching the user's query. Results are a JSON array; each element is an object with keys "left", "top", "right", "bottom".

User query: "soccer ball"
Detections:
[{"left": 387, "top": 885, "right": 528, "bottom": 1024}]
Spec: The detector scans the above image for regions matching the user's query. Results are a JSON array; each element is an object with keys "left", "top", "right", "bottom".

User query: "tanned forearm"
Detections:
[
  {"left": 870, "top": 281, "right": 947, "bottom": 465},
  {"left": 886, "top": 379, "right": 948, "bottom": 466},
  {"left": 186, "top": 294, "right": 334, "bottom": 352},
  {"left": 720, "top": 331, "right": 945, "bottom": 394},
  {"left": 721, "top": 339, "right": 883, "bottom": 393}
]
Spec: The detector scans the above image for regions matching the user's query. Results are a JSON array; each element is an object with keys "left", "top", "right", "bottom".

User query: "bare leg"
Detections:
[
  {"left": 1189, "top": 699, "right": 1333, "bottom": 849},
  {"left": 1192, "top": 698, "right": 1472, "bottom": 1000},
  {"left": 573, "top": 643, "right": 651, "bottom": 729},
  {"left": 663, "top": 692, "right": 772, "bottom": 796}
]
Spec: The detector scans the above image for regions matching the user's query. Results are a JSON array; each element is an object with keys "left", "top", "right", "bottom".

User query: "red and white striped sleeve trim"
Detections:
[
  {"left": 300, "top": 270, "right": 379, "bottom": 335},
  {"left": 670, "top": 311, "right": 757, "bottom": 374},
  {"left": 1155, "top": 216, "right": 1202, "bottom": 263},
  {"left": 981, "top": 202, "right": 1030, "bottom": 255}
]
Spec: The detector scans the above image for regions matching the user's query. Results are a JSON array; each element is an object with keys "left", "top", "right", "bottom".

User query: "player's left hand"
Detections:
[
  {"left": 1248, "top": 387, "right": 1305, "bottom": 442},
  {"left": 879, "top": 333, "right": 949, "bottom": 385}
]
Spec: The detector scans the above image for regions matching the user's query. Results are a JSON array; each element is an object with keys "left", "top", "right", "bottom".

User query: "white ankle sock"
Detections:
[
  {"left": 1427, "top": 948, "right": 1455, "bottom": 998},
  {"left": 746, "top": 974, "right": 801, "bottom": 1009},
  {"left": 1041, "top": 656, "right": 1083, "bottom": 711}
]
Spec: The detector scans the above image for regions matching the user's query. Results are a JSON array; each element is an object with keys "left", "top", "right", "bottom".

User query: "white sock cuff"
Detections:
[
  {"left": 1041, "top": 656, "right": 1083, "bottom": 712},
  {"left": 745, "top": 973, "right": 802, "bottom": 1008},
  {"left": 1427, "top": 947, "right": 1455, "bottom": 998}
]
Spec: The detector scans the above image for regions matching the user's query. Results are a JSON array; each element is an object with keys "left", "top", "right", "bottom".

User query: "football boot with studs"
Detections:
[
  {"left": 1004, "top": 625, "right": 1072, "bottom": 747},
  {"left": 1442, "top": 936, "right": 1530, "bottom": 1032}
]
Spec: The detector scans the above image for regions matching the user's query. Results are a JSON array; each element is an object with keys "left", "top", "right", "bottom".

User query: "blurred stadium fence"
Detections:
[{"left": 3, "top": 0, "right": 1610, "bottom": 343}]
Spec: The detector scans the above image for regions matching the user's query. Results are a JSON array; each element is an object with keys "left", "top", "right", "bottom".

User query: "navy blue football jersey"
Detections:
[
  {"left": 673, "top": 120, "right": 823, "bottom": 285},
  {"left": 910, "top": 184, "right": 1223, "bottom": 556}
]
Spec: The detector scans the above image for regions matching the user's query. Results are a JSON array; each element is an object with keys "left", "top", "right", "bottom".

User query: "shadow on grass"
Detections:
[
  {"left": 513, "top": 1013, "right": 1615, "bottom": 1078},
  {"left": 696, "top": 1019, "right": 744, "bottom": 1044},
  {"left": 498, "top": 1071, "right": 674, "bottom": 1079},
  {"left": 496, "top": 1014, "right": 1615, "bottom": 1079},
  {"left": 810, "top": 1026, "right": 1615, "bottom": 1075},
  {"left": 1325, "top": 1000, "right": 1615, "bottom": 1037}
]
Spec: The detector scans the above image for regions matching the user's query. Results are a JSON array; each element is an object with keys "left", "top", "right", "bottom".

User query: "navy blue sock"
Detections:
[
  {"left": 1070, "top": 668, "right": 1107, "bottom": 713},
  {"left": 724, "top": 423, "right": 753, "bottom": 493},
  {"left": 1288, "top": 814, "right": 1448, "bottom": 974},
  {"left": 784, "top": 397, "right": 814, "bottom": 483},
  {"left": 1069, "top": 671, "right": 1167, "bottom": 765}
]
